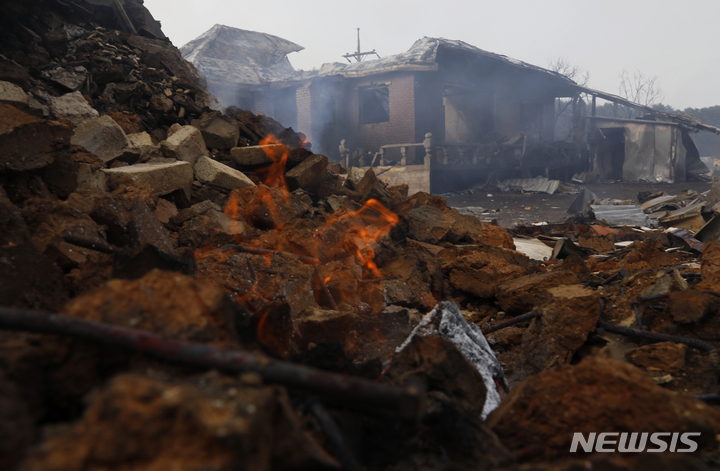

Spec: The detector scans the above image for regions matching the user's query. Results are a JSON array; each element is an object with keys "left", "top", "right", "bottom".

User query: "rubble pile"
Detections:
[{"left": 1, "top": 1, "right": 720, "bottom": 470}]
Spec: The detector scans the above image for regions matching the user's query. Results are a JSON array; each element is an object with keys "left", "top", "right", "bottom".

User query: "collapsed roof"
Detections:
[
  {"left": 576, "top": 85, "right": 720, "bottom": 135},
  {"left": 180, "top": 25, "right": 303, "bottom": 85},
  {"left": 317, "top": 37, "right": 576, "bottom": 85}
]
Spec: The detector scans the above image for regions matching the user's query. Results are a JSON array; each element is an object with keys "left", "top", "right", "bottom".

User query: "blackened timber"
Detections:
[{"left": 0, "top": 307, "right": 420, "bottom": 419}]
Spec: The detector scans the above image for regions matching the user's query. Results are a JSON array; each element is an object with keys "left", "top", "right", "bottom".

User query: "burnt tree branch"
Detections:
[{"left": 0, "top": 307, "right": 420, "bottom": 419}]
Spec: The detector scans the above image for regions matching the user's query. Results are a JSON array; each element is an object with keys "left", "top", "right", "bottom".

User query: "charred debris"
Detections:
[{"left": 2, "top": 1, "right": 720, "bottom": 470}]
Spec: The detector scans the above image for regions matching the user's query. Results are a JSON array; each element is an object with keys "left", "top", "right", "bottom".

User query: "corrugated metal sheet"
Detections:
[
  {"left": 590, "top": 204, "right": 653, "bottom": 227},
  {"left": 497, "top": 177, "right": 574, "bottom": 195}
]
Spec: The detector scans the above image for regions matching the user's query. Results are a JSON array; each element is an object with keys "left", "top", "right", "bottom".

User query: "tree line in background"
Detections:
[{"left": 551, "top": 59, "right": 720, "bottom": 157}]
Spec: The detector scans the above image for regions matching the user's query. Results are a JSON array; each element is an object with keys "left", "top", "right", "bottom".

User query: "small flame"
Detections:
[
  {"left": 325, "top": 198, "right": 399, "bottom": 278},
  {"left": 255, "top": 134, "right": 290, "bottom": 198}
]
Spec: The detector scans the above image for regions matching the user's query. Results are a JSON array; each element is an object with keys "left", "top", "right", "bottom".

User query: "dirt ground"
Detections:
[{"left": 443, "top": 180, "right": 713, "bottom": 228}]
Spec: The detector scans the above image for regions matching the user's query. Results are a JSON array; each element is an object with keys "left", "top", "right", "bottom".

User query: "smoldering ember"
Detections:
[{"left": 4, "top": 2, "right": 720, "bottom": 471}]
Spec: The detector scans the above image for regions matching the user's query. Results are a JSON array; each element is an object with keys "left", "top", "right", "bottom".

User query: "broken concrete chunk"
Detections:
[
  {"left": 0, "top": 103, "right": 73, "bottom": 171},
  {"left": 149, "top": 93, "right": 174, "bottom": 113},
  {"left": 0, "top": 81, "right": 28, "bottom": 108},
  {"left": 76, "top": 161, "right": 108, "bottom": 192},
  {"left": 171, "top": 199, "right": 219, "bottom": 226},
  {"left": 71, "top": 115, "right": 132, "bottom": 163},
  {"left": 46, "top": 66, "right": 88, "bottom": 91},
  {"left": 200, "top": 115, "right": 239, "bottom": 150},
  {"left": 325, "top": 195, "right": 347, "bottom": 211},
  {"left": 126, "top": 199, "right": 176, "bottom": 254},
  {"left": 344, "top": 167, "right": 367, "bottom": 190},
  {"left": 126, "top": 131, "right": 157, "bottom": 156},
  {"left": 230, "top": 144, "right": 287, "bottom": 167},
  {"left": 178, "top": 209, "right": 246, "bottom": 247},
  {"left": 102, "top": 161, "right": 193, "bottom": 195},
  {"left": 194, "top": 155, "right": 256, "bottom": 190},
  {"left": 49, "top": 91, "right": 99, "bottom": 126},
  {"left": 160, "top": 124, "right": 209, "bottom": 165},
  {"left": 285, "top": 153, "right": 328, "bottom": 191}
]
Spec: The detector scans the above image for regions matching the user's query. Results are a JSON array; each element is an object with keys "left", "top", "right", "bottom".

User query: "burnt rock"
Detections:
[
  {"left": 381, "top": 250, "right": 440, "bottom": 311},
  {"left": 478, "top": 222, "right": 515, "bottom": 249},
  {"left": 20, "top": 373, "right": 332, "bottom": 471},
  {"left": 406, "top": 205, "right": 456, "bottom": 244},
  {"left": 0, "top": 103, "right": 73, "bottom": 172},
  {"left": 0, "top": 242, "right": 68, "bottom": 310},
  {"left": 285, "top": 153, "right": 328, "bottom": 191},
  {"left": 665, "top": 290, "right": 720, "bottom": 324},
  {"left": 487, "top": 356, "right": 720, "bottom": 459},
  {"left": 495, "top": 270, "right": 581, "bottom": 315},
  {"left": 194, "top": 249, "right": 316, "bottom": 318},
  {"left": 125, "top": 198, "right": 176, "bottom": 254},
  {"left": 701, "top": 241, "right": 720, "bottom": 280},
  {"left": 440, "top": 248, "right": 527, "bottom": 299},
  {"left": 623, "top": 238, "right": 677, "bottom": 271},
  {"left": 521, "top": 284, "right": 601, "bottom": 372},
  {"left": 178, "top": 208, "right": 246, "bottom": 247},
  {"left": 61, "top": 269, "right": 238, "bottom": 343},
  {"left": 626, "top": 342, "right": 688, "bottom": 374},
  {"left": 443, "top": 208, "right": 486, "bottom": 244},
  {"left": 0, "top": 372, "right": 33, "bottom": 471},
  {"left": 244, "top": 185, "right": 296, "bottom": 230},
  {"left": 106, "top": 111, "right": 143, "bottom": 135}
]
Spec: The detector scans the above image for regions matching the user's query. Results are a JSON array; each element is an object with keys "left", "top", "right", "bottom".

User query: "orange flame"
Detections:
[
  {"left": 204, "top": 132, "right": 401, "bottom": 322},
  {"left": 254, "top": 134, "right": 290, "bottom": 197},
  {"left": 324, "top": 198, "right": 399, "bottom": 278}
]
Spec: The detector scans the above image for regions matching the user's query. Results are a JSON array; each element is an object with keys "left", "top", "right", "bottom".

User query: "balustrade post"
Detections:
[
  {"left": 423, "top": 133, "right": 433, "bottom": 169},
  {"left": 339, "top": 139, "right": 349, "bottom": 168}
]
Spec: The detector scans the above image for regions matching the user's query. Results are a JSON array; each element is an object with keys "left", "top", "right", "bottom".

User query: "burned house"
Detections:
[
  {"left": 180, "top": 25, "right": 305, "bottom": 114},
  {"left": 568, "top": 88, "right": 719, "bottom": 183},
  {"left": 183, "top": 26, "right": 717, "bottom": 193}
]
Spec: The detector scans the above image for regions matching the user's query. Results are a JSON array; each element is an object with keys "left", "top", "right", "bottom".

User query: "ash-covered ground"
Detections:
[{"left": 444, "top": 180, "right": 713, "bottom": 228}]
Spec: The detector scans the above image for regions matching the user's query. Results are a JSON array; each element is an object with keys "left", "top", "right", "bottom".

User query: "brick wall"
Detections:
[
  {"left": 254, "top": 92, "right": 274, "bottom": 117},
  {"left": 347, "top": 72, "right": 417, "bottom": 152},
  {"left": 296, "top": 83, "right": 312, "bottom": 142}
]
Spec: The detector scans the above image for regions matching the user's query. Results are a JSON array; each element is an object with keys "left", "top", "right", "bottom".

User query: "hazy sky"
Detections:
[{"left": 144, "top": 0, "right": 719, "bottom": 110}]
